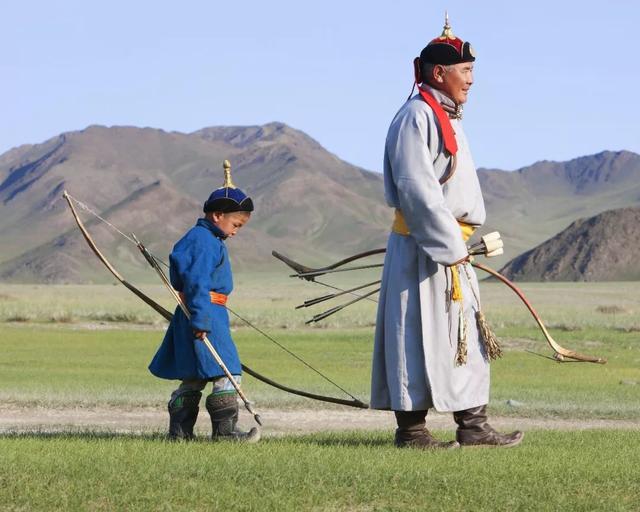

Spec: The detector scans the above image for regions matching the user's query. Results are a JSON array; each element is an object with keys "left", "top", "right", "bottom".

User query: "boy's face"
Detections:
[{"left": 212, "top": 211, "right": 251, "bottom": 238}]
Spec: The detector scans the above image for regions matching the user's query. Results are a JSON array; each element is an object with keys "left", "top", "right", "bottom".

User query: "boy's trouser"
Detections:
[
  {"left": 169, "top": 376, "right": 241, "bottom": 404},
  {"left": 167, "top": 376, "right": 241, "bottom": 440}
]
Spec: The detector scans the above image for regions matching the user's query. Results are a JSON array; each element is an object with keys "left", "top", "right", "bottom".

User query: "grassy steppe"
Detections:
[
  {"left": 1, "top": 281, "right": 639, "bottom": 511},
  {"left": 1, "top": 430, "right": 639, "bottom": 511},
  {"left": 0, "top": 325, "right": 639, "bottom": 419},
  {"left": 2, "top": 278, "right": 640, "bottom": 330}
]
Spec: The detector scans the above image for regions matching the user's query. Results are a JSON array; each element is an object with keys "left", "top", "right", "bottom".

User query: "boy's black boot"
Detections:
[
  {"left": 206, "top": 393, "right": 260, "bottom": 443},
  {"left": 168, "top": 390, "right": 202, "bottom": 440}
]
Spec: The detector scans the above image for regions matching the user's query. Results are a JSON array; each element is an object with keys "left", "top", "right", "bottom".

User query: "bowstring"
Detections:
[
  {"left": 64, "top": 193, "right": 170, "bottom": 270},
  {"left": 224, "top": 303, "right": 362, "bottom": 402},
  {"left": 147, "top": 252, "right": 361, "bottom": 403},
  {"left": 65, "top": 193, "right": 361, "bottom": 401}
]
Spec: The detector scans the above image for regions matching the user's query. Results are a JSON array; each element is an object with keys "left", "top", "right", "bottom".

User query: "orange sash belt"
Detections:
[{"left": 178, "top": 291, "right": 228, "bottom": 306}]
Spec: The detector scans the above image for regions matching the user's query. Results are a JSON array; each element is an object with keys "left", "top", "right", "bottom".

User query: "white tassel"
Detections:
[{"left": 455, "top": 306, "right": 468, "bottom": 366}]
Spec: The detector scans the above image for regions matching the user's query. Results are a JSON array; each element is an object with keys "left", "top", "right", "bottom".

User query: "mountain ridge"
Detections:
[{"left": 0, "top": 123, "right": 639, "bottom": 282}]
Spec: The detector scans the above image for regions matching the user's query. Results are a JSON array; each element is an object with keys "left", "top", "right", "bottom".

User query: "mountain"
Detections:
[
  {"left": 498, "top": 207, "right": 640, "bottom": 281},
  {"left": 0, "top": 123, "right": 389, "bottom": 283},
  {"left": 0, "top": 121, "right": 639, "bottom": 283},
  {"left": 477, "top": 150, "right": 640, "bottom": 268}
]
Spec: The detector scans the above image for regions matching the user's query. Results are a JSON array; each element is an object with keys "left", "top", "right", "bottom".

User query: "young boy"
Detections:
[{"left": 149, "top": 161, "right": 259, "bottom": 442}]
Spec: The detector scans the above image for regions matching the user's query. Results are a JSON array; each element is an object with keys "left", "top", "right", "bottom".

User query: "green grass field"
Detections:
[
  {"left": 1, "top": 281, "right": 639, "bottom": 510},
  {"left": 1, "top": 325, "right": 639, "bottom": 420},
  {"left": 2, "top": 430, "right": 639, "bottom": 511}
]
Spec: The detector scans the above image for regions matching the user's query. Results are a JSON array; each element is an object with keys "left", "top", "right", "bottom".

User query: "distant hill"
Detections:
[
  {"left": 499, "top": 207, "right": 640, "bottom": 281},
  {"left": 477, "top": 150, "right": 640, "bottom": 268},
  {"left": 0, "top": 123, "right": 390, "bottom": 283},
  {"left": 0, "top": 121, "right": 639, "bottom": 283}
]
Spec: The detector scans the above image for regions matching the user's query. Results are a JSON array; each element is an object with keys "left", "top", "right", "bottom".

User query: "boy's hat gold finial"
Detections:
[
  {"left": 203, "top": 159, "right": 254, "bottom": 214},
  {"left": 222, "top": 159, "right": 236, "bottom": 189}
]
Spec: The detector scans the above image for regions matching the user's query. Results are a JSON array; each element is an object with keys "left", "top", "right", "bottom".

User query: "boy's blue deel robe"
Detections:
[{"left": 149, "top": 218, "right": 241, "bottom": 380}]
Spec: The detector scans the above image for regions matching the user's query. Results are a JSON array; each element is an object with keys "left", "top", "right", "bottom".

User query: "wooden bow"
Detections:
[
  {"left": 273, "top": 249, "right": 607, "bottom": 364},
  {"left": 62, "top": 191, "right": 369, "bottom": 408}
]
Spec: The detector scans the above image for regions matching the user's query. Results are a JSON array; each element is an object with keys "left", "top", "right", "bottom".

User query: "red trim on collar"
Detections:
[{"left": 417, "top": 87, "right": 458, "bottom": 156}]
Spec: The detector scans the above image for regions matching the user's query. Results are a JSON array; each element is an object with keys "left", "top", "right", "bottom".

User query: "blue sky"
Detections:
[{"left": 2, "top": 0, "right": 639, "bottom": 172}]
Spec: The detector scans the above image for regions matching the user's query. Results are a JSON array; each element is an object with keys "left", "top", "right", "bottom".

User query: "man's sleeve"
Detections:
[{"left": 386, "top": 107, "right": 468, "bottom": 265}]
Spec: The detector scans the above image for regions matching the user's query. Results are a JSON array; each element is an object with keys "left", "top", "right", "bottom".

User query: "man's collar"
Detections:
[
  {"left": 419, "top": 84, "right": 463, "bottom": 120},
  {"left": 420, "top": 84, "right": 455, "bottom": 107}
]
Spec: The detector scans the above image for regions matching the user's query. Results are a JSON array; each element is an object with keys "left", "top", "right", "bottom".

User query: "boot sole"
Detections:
[
  {"left": 459, "top": 432, "right": 524, "bottom": 448},
  {"left": 395, "top": 441, "right": 460, "bottom": 450},
  {"left": 212, "top": 427, "right": 261, "bottom": 444}
]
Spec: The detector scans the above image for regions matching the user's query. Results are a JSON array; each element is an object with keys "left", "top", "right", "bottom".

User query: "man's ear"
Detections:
[
  {"left": 413, "top": 57, "right": 421, "bottom": 84},
  {"left": 434, "top": 64, "right": 446, "bottom": 83}
]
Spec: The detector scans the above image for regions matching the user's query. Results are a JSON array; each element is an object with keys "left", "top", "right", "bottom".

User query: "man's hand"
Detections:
[
  {"left": 193, "top": 329, "right": 207, "bottom": 340},
  {"left": 451, "top": 254, "right": 471, "bottom": 266}
]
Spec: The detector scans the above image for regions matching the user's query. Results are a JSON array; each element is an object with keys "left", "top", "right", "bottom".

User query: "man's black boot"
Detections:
[
  {"left": 168, "top": 390, "right": 202, "bottom": 440},
  {"left": 394, "top": 410, "right": 459, "bottom": 449},
  {"left": 453, "top": 405, "right": 524, "bottom": 447},
  {"left": 205, "top": 393, "right": 260, "bottom": 443}
]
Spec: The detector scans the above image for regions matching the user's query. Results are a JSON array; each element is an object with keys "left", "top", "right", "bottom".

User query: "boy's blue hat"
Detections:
[{"left": 203, "top": 160, "right": 254, "bottom": 213}]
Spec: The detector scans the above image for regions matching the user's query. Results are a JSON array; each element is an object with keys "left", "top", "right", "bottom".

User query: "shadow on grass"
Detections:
[
  {"left": 279, "top": 432, "right": 393, "bottom": 448},
  {"left": 0, "top": 430, "right": 168, "bottom": 441},
  {"left": 0, "top": 430, "right": 396, "bottom": 447}
]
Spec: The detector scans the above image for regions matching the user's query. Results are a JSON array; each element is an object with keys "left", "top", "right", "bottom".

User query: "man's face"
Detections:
[
  {"left": 438, "top": 62, "right": 474, "bottom": 104},
  {"left": 212, "top": 211, "right": 251, "bottom": 238}
]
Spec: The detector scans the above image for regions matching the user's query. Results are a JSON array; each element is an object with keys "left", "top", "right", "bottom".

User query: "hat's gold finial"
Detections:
[
  {"left": 440, "top": 11, "right": 454, "bottom": 40},
  {"left": 222, "top": 159, "right": 236, "bottom": 189}
]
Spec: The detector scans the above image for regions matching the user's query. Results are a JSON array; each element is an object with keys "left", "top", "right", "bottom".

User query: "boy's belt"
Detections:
[{"left": 178, "top": 291, "right": 228, "bottom": 305}]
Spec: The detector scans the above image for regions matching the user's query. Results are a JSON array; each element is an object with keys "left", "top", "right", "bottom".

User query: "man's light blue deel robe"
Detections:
[
  {"left": 148, "top": 218, "right": 241, "bottom": 380},
  {"left": 371, "top": 86, "right": 489, "bottom": 413}
]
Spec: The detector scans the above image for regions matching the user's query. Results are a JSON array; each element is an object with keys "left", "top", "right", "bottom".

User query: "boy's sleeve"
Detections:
[{"left": 171, "top": 235, "right": 221, "bottom": 332}]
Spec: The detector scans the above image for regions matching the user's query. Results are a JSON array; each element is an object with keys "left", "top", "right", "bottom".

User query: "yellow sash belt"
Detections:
[{"left": 391, "top": 209, "right": 475, "bottom": 302}]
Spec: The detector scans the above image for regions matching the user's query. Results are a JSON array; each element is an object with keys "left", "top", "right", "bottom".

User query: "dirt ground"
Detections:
[{"left": 1, "top": 405, "right": 638, "bottom": 436}]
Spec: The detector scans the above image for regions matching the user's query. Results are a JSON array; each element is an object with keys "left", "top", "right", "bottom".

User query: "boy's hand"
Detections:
[{"left": 193, "top": 329, "right": 207, "bottom": 340}]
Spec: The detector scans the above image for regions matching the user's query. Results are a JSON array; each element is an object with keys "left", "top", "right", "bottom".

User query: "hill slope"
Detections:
[
  {"left": 478, "top": 150, "right": 640, "bottom": 268},
  {"left": 1, "top": 122, "right": 639, "bottom": 283},
  {"left": 0, "top": 123, "right": 389, "bottom": 283},
  {"left": 499, "top": 207, "right": 640, "bottom": 281}
]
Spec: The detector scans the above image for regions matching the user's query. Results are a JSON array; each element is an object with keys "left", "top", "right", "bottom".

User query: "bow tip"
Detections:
[{"left": 353, "top": 400, "right": 370, "bottom": 409}]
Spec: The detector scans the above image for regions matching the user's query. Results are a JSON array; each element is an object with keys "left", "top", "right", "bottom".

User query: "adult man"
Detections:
[{"left": 370, "top": 15, "right": 523, "bottom": 449}]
